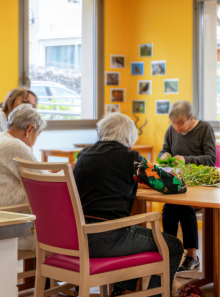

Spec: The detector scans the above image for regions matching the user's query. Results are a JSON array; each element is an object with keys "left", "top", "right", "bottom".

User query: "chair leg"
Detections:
[
  {"left": 100, "top": 285, "right": 108, "bottom": 297},
  {"left": 78, "top": 282, "right": 90, "bottom": 297},
  {"left": 161, "top": 272, "right": 170, "bottom": 297},
  {"left": 50, "top": 279, "right": 59, "bottom": 297},
  {"left": 34, "top": 273, "right": 46, "bottom": 297}
]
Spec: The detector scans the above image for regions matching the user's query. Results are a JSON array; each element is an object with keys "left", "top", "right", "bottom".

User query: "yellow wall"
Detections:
[
  {"left": 0, "top": 0, "right": 19, "bottom": 102},
  {"left": 105, "top": 0, "right": 193, "bottom": 162}
]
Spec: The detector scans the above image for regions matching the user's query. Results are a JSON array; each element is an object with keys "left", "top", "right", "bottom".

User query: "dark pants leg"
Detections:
[
  {"left": 162, "top": 204, "right": 199, "bottom": 250},
  {"left": 88, "top": 225, "right": 183, "bottom": 296}
]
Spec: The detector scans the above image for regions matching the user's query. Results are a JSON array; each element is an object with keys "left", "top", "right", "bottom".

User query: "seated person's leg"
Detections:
[
  {"left": 88, "top": 225, "right": 184, "bottom": 297},
  {"left": 178, "top": 206, "right": 200, "bottom": 271},
  {"left": 162, "top": 204, "right": 180, "bottom": 237}
]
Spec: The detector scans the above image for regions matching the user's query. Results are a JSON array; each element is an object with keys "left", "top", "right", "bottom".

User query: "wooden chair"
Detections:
[{"left": 13, "top": 158, "right": 170, "bottom": 297}]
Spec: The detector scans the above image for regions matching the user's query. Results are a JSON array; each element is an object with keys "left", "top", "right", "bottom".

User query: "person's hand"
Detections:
[
  {"left": 160, "top": 152, "right": 171, "bottom": 160},
  {"left": 174, "top": 155, "right": 185, "bottom": 164}
]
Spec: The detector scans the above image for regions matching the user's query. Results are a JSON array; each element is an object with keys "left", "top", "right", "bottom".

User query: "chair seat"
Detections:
[{"left": 44, "top": 251, "right": 163, "bottom": 275}]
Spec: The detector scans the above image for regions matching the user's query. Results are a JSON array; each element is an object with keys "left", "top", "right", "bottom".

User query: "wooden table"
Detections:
[
  {"left": 136, "top": 187, "right": 220, "bottom": 297},
  {"left": 0, "top": 211, "right": 35, "bottom": 297},
  {"left": 40, "top": 145, "right": 154, "bottom": 163}
]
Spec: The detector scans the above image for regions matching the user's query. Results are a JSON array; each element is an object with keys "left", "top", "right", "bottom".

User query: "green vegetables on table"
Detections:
[
  {"left": 156, "top": 156, "right": 184, "bottom": 168},
  {"left": 170, "top": 163, "right": 220, "bottom": 187}
]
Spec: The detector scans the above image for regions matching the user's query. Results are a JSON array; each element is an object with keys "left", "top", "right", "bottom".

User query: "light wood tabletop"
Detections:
[
  {"left": 135, "top": 186, "right": 220, "bottom": 297},
  {"left": 136, "top": 186, "right": 220, "bottom": 209}
]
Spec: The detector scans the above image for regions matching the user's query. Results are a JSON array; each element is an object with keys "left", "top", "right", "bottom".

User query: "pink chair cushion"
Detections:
[{"left": 44, "top": 251, "right": 163, "bottom": 274}]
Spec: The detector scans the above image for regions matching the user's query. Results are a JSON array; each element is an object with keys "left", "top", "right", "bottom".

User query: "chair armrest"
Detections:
[
  {"left": 83, "top": 212, "right": 161, "bottom": 234},
  {"left": 0, "top": 203, "right": 29, "bottom": 213}
]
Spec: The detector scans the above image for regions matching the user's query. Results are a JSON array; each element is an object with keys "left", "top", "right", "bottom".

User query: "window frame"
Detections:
[
  {"left": 194, "top": 0, "right": 220, "bottom": 131},
  {"left": 19, "top": 0, "right": 104, "bottom": 130}
]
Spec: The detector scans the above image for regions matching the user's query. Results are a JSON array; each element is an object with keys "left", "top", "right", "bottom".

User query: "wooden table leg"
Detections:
[
  {"left": 17, "top": 258, "right": 35, "bottom": 292},
  {"left": 213, "top": 208, "right": 220, "bottom": 297},
  {"left": 176, "top": 208, "right": 214, "bottom": 293},
  {"left": 41, "top": 152, "right": 48, "bottom": 162},
  {"left": 68, "top": 153, "right": 75, "bottom": 164}
]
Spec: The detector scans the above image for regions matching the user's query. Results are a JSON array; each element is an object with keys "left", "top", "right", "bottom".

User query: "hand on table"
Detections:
[{"left": 174, "top": 155, "right": 185, "bottom": 164}]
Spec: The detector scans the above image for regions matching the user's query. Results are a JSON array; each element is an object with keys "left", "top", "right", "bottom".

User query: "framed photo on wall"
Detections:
[
  {"left": 151, "top": 60, "right": 166, "bottom": 75},
  {"left": 156, "top": 100, "right": 170, "bottom": 115},
  {"left": 105, "top": 104, "right": 120, "bottom": 115},
  {"left": 132, "top": 100, "right": 146, "bottom": 113},
  {"left": 110, "top": 55, "right": 125, "bottom": 68},
  {"left": 110, "top": 88, "right": 126, "bottom": 102},
  {"left": 164, "top": 79, "right": 179, "bottom": 94},
  {"left": 131, "top": 62, "right": 144, "bottom": 75},
  {"left": 139, "top": 43, "right": 153, "bottom": 57},
  {"left": 105, "top": 72, "right": 120, "bottom": 86},
  {"left": 138, "top": 80, "right": 152, "bottom": 95}
]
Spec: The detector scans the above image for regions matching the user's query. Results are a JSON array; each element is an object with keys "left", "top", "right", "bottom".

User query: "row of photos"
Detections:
[{"left": 105, "top": 43, "right": 179, "bottom": 116}]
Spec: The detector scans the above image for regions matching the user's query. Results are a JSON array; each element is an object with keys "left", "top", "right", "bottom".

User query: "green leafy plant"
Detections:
[
  {"left": 74, "top": 151, "right": 79, "bottom": 161},
  {"left": 156, "top": 156, "right": 184, "bottom": 168},
  {"left": 171, "top": 163, "right": 220, "bottom": 186}
]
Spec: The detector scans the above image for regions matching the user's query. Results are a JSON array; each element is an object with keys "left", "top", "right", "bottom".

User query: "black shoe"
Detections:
[
  {"left": 177, "top": 255, "right": 200, "bottom": 272},
  {"left": 110, "top": 286, "right": 125, "bottom": 297}
]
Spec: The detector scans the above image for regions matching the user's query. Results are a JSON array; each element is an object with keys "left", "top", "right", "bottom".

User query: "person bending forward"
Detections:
[
  {"left": 73, "top": 112, "right": 187, "bottom": 297},
  {"left": 158, "top": 100, "right": 216, "bottom": 272}
]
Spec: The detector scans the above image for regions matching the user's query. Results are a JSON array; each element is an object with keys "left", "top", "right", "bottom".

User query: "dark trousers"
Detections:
[
  {"left": 162, "top": 204, "right": 199, "bottom": 250},
  {"left": 88, "top": 225, "right": 183, "bottom": 296}
]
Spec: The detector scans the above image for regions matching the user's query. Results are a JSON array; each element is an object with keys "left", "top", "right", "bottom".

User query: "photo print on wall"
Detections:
[
  {"left": 110, "top": 55, "right": 125, "bottom": 68},
  {"left": 105, "top": 104, "right": 120, "bottom": 115},
  {"left": 164, "top": 79, "right": 179, "bottom": 94},
  {"left": 132, "top": 100, "right": 146, "bottom": 114},
  {"left": 105, "top": 72, "right": 120, "bottom": 86},
  {"left": 138, "top": 80, "right": 152, "bottom": 95},
  {"left": 156, "top": 100, "right": 170, "bottom": 115},
  {"left": 151, "top": 60, "right": 166, "bottom": 75},
  {"left": 131, "top": 62, "right": 144, "bottom": 76},
  {"left": 110, "top": 88, "right": 125, "bottom": 102},
  {"left": 139, "top": 43, "right": 153, "bottom": 57}
]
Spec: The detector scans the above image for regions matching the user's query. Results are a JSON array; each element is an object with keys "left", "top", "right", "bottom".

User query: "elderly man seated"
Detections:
[
  {"left": 158, "top": 100, "right": 216, "bottom": 272},
  {"left": 0, "top": 104, "right": 46, "bottom": 250},
  {"left": 73, "top": 113, "right": 187, "bottom": 297}
]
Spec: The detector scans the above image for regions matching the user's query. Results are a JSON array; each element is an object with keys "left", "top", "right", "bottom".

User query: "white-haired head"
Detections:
[
  {"left": 7, "top": 104, "right": 46, "bottom": 132},
  {"left": 97, "top": 112, "right": 138, "bottom": 147},
  {"left": 169, "top": 100, "right": 194, "bottom": 120}
]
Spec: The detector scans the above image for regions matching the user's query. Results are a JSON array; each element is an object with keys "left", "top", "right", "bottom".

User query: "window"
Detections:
[
  {"left": 67, "top": 0, "right": 81, "bottom": 7},
  {"left": 196, "top": 0, "right": 220, "bottom": 130},
  {"left": 19, "top": 0, "right": 104, "bottom": 129}
]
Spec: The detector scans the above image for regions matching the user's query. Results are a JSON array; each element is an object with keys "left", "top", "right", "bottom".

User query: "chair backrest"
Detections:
[{"left": 13, "top": 159, "right": 85, "bottom": 252}]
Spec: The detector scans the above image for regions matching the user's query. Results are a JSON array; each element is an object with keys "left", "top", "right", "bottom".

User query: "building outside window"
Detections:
[{"left": 27, "top": 0, "right": 99, "bottom": 123}]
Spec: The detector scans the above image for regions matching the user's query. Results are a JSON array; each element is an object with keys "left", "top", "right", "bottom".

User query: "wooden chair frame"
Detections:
[{"left": 13, "top": 158, "right": 170, "bottom": 297}]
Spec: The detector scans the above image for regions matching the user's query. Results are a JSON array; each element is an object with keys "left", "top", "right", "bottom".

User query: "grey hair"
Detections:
[
  {"left": 169, "top": 100, "right": 194, "bottom": 120},
  {"left": 7, "top": 104, "right": 46, "bottom": 132},
  {"left": 97, "top": 112, "right": 138, "bottom": 147}
]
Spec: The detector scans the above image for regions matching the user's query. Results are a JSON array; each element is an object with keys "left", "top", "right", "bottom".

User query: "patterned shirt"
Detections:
[{"left": 133, "top": 151, "right": 187, "bottom": 194}]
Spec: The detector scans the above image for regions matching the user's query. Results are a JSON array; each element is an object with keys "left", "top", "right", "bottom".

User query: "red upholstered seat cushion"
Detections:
[{"left": 44, "top": 251, "right": 163, "bottom": 275}]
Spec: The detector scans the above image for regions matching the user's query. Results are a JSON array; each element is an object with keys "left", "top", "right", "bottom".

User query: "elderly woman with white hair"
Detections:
[
  {"left": 158, "top": 100, "right": 216, "bottom": 272},
  {"left": 73, "top": 112, "right": 187, "bottom": 297},
  {"left": 0, "top": 104, "right": 45, "bottom": 250}
]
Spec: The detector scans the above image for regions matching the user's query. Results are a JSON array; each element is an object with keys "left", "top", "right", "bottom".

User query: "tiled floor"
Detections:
[{"left": 18, "top": 218, "right": 214, "bottom": 297}]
